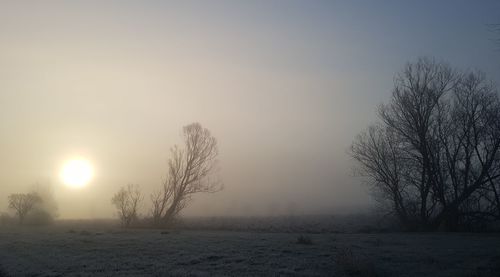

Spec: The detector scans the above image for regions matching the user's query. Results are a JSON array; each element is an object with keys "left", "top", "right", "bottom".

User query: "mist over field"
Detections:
[
  {"left": 1, "top": 1, "right": 500, "bottom": 276},
  {"left": 1, "top": 1, "right": 499, "bottom": 220}
]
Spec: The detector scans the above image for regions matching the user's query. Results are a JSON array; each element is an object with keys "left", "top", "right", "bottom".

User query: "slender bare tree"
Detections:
[
  {"left": 351, "top": 57, "right": 500, "bottom": 231},
  {"left": 8, "top": 193, "right": 42, "bottom": 224},
  {"left": 151, "top": 123, "right": 222, "bottom": 226},
  {"left": 112, "top": 184, "right": 143, "bottom": 227}
]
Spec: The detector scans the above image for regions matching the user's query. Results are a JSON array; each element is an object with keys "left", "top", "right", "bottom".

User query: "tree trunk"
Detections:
[{"left": 161, "top": 199, "right": 180, "bottom": 227}]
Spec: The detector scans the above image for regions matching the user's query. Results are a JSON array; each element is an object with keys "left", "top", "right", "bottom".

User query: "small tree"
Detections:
[
  {"left": 112, "top": 184, "right": 142, "bottom": 227},
  {"left": 151, "top": 122, "right": 222, "bottom": 226},
  {"left": 8, "top": 193, "right": 42, "bottom": 224}
]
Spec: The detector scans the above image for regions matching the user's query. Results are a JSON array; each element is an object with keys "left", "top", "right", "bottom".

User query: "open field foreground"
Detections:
[{"left": 0, "top": 226, "right": 499, "bottom": 276}]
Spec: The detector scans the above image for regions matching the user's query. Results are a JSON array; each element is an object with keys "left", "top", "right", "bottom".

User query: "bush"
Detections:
[
  {"left": 0, "top": 212, "right": 16, "bottom": 226},
  {"left": 296, "top": 235, "right": 313, "bottom": 245},
  {"left": 25, "top": 209, "right": 54, "bottom": 225}
]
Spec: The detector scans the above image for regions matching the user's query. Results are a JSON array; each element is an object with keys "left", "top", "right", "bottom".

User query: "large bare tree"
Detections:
[
  {"left": 151, "top": 123, "right": 222, "bottom": 226},
  {"left": 351, "top": 57, "right": 500, "bottom": 231},
  {"left": 112, "top": 184, "right": 143, "bottom": 227},
  {"left": 8, "top": 193, "right": 42, "bottom": 224}
]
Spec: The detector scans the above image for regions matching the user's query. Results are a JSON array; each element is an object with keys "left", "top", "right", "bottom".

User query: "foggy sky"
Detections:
[{"left": 1, "top": 1, "right": 499, "bottom": 219}]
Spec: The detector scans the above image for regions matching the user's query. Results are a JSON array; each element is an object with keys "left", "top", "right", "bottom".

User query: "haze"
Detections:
[{"left": 0, "top": 1, "right": 499, "bottom": 219}]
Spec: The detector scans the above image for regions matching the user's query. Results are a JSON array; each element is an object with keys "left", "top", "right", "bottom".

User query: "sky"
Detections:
[{"left": 0, "top": 1, "right": 499, "bottom": 219}]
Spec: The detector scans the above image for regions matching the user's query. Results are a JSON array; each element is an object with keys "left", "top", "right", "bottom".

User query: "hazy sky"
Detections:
[{"left": 1, "top": 1, "right": 499, "bottom": 219}]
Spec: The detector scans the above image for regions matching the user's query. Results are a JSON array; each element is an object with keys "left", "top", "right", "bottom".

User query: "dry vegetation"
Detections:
[{"left": 0, "top": 218, "right": 499, "bottom": 276}]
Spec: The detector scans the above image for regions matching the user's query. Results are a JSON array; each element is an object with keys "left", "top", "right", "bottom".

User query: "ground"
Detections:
[{"left": 0, "top": 223, "right": 499, "bottom": 276}]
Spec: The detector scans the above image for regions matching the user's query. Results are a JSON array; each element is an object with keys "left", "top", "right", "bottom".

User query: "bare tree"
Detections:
[
  {"left": 8, "top": 193, "right": 42, "bottom": 224},
  {"left": 150, "top": 189, "right": 167, "bottom": 226},
  {"left": 28, "top": 182, "right": 59, "bottom": 225},
  {"left": 112, "top": 184, "right": 143, "bottom": 227},
  {"left": 351, "top": 57, "right": 500, "bottom": 231},
  {"left": 151, "top": 122, "right": 222, "bottom": 226}
]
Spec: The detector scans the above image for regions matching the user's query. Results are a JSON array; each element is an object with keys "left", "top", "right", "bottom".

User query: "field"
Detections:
[{"left": 0, "top": 218, "right": 499, "bottom": 277}]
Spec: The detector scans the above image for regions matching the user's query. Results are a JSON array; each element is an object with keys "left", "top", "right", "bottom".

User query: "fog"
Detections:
[{"left": 0, "top": 1, "right": 499, "bottom": 219}]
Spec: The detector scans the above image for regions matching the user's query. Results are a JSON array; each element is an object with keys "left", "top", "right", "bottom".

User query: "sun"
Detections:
[{"left": 60, "top": 158, "right": 94, "bottom": 188}]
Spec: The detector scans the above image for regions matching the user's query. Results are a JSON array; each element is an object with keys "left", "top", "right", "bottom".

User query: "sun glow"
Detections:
[{"left": 60, "top": 159, "right": 94, "bottom": 188}]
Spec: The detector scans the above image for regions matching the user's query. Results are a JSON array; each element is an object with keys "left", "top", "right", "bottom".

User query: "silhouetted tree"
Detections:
[
  {"left": 351, "top": 57, "right": 500, "bottom": 231},
  {"left": 27, "top": 182, "right": 58, "bottom": 225},
  {"left": 8, "top": 193, "right": 42, "bottom": 224},
  {"left": 112, "top": 184, "right": 142, "bottom": 227},
  {"left": 151, "top": 123, "right": 222, "bottom": 226}
]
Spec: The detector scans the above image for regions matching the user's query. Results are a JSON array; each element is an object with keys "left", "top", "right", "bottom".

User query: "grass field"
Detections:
[{"left": 0, "top": 221, "right": 499, "bottom": 276}]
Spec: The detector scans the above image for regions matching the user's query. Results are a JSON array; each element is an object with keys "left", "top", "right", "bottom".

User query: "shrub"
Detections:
[
  {"left": 25, "top": 209, "right": 54, "bottom": 225},
  {"left": 296, "top": 235, "right": 313, "bottom": 245},
  {"left": 0, "top": 212, "right": 16, "bottom": 226}
]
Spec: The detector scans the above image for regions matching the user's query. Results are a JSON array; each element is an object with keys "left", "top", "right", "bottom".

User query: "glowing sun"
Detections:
[{"left": 60, "top": 159, "right": 94, "bottom": 188}]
